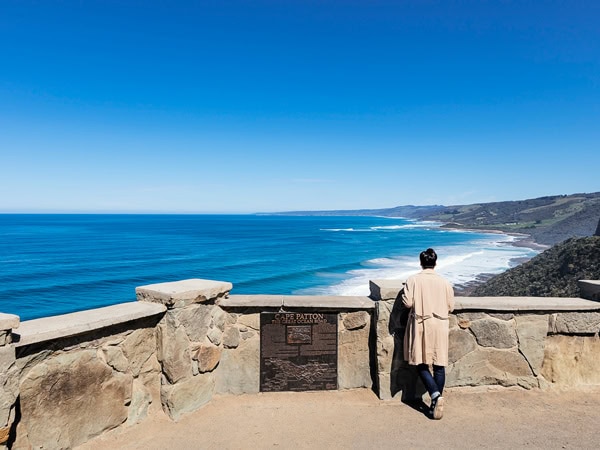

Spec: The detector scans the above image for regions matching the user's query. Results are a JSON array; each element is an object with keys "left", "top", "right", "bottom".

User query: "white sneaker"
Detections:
[{"left": 432, "top": 396, "right": 445, "bottom": 420}]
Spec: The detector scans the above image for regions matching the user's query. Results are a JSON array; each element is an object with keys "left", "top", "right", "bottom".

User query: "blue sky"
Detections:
[{"left": 1, "top": 0, "right": 599, "bottom": 213}]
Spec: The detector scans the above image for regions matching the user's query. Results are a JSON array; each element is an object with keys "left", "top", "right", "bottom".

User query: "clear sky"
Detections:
[{"left": 1, "top": 0, "right": 599, "bottom": 213}]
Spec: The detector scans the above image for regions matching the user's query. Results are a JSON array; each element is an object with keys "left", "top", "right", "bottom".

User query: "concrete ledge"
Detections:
[
  {"left": 136, "top": 279, "right": 232, "bottom": 308},
  {"left": 223, "top": 295, "right": 375, "bottom": 310},
  {"left": 455, "top": 296, "right": 600, "bottom": 312},
  {"left": 13, "top": 302, "right": 166, "bottom": 347},
  {"left": 369, "top": 279, "right": 405, "bottom": 301},
  {"left": 579, "top": 280, "right": 600, "bottom": 302},
  {"left": 0, "top": 313, "right": 20, "bottom": 331}
]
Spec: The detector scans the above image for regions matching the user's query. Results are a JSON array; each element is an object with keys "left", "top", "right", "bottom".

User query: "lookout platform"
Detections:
[{"left": 81, "top": 387, "right": 600, "bottom": 449}]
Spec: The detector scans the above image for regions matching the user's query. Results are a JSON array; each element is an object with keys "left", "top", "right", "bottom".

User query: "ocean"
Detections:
[{"left": 0, "top": 214, "right": 538, "bottom": 321}]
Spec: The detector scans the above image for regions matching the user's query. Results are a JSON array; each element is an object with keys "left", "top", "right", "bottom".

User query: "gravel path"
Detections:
[{"left": 81, "top": 387, "right": 600, "bottom": 449}]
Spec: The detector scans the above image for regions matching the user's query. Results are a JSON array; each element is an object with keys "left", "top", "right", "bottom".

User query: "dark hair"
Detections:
[{"left": 419, "top": 248, "right": 437, "bottom": 268}]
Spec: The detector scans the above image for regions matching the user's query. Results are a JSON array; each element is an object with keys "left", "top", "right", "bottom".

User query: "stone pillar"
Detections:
[
  {"left": 578, "top": 280, "right": 600, "bottom": 302},
  {"left": 370, "top": 280, "right": 422, "bottom": 401},
  {"left": 136, "top": 279, "right": 232, "bottom": 421},
  {"left": 0, "top": 313, "right": 19, "bottom": 449}
]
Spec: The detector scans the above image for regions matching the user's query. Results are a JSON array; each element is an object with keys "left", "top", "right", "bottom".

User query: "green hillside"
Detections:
[
  {"left": 421, "top": 192, "right": 600, "bottom": 245},
  {"left": 470, "top": 236, "right": 600, "bottom": 297}
]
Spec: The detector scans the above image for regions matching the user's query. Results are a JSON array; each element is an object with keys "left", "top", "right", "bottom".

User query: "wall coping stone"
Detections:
[
  {"left": 369, "top": 279, "right": 405, "bottom": 301},
  {"left": 0, "top": 313, "right": 20, "bottom": 331},
  {"left": 222, "top": 295, "right": 375, "bottom": 309},
  {"left": 578, "top": 280, "right": 600, "bottom": 301},
  {"left": 455, "top": 296, "right": 600, "bottom": 312},
  {"left": 136, "top": 279, "right": 232, "bottom": 307},
  {"left": 13, "top": 302, "right": 166, "bottom": 347}
]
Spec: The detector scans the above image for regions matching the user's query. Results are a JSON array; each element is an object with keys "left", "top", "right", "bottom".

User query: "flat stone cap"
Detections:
[
  {"left": 578, "top": 280, "right": 600, "bottom": 301},
  {"left": 13, "top": 302, "right": 166, "bottom": 347},
  {"left": 223, "top": 295, "right": 375, "bottom": 310},
  {"left": 0, "top": 313, "right": 20, "bottom": 331},
  {"left": 136, "top": 279, "right": 232, "bottom": 308},
  {"left": 369, "top": 279, "right": 406, "bottom": 301},
  {"left": 456, "top": 296, "right": 600, "bottom": 312}
]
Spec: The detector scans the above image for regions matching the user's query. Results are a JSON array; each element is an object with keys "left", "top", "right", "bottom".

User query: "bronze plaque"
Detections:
[{"left": 260, "top": 312, "right": 338, "bottom": 392}]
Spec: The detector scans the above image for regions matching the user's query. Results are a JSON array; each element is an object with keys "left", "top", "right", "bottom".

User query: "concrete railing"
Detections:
[{"left": 1, "top": 278, "right": 600, "bottom": 449}]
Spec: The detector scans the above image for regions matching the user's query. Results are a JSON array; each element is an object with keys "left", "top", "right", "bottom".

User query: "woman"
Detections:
[{"left": 402, "top": 248, "right": 455, "bottom": 419}]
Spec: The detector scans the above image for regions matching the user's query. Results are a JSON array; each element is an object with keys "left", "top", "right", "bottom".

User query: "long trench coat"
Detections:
[{"left": 402, "top": 269, "right": 455, "bottom": 366}]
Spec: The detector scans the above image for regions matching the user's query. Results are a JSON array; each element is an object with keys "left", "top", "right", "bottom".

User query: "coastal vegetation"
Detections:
[{"left": 471, "top": 236, "right": 600, "bottom": 297}]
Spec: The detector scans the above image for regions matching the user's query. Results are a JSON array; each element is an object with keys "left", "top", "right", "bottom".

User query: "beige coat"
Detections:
[{"left": 402, "top": 269, "right": 455, "bottom": 366}]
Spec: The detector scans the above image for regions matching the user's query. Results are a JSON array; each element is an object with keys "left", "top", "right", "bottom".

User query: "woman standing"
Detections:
[{"left": 402, "top": 248, "right": 455, "bottom": 419}]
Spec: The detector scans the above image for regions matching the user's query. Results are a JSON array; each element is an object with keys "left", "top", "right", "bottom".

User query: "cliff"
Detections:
[{"left": 470, "top": 236, "right": 600, "bottom": 297}]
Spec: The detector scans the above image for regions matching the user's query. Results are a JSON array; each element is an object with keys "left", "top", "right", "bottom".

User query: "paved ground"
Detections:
[{"left": 81, "top": 387, "right": 600, "bottom": 449}]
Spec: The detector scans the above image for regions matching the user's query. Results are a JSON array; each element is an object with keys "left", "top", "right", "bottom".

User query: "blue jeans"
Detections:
[{"left": 417, "top": 364, "right": 445, "bottom": 397}]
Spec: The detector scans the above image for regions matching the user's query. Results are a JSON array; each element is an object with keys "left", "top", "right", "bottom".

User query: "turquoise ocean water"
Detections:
[{"left": 0, "top": 214, "right": 538, "bottom": 321}]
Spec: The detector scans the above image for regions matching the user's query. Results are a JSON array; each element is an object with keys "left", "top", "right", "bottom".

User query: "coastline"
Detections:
[{"left": 445, "top": 226, "right": 547, "bottom": 296}]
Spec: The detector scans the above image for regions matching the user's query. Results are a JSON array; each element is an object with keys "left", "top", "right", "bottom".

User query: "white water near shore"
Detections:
[{"left": 297, "top": 230, "right": 539, "bottom": 296}]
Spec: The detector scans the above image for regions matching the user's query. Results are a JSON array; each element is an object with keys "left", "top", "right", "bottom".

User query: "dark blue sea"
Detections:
[{"left": 0, "top": 214, "right": 537, "bottom": 321}]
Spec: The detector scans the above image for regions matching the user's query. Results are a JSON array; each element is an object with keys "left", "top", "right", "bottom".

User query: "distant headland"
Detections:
[{"left": 270, "top": 191, "right": 600, "bottom": 247}]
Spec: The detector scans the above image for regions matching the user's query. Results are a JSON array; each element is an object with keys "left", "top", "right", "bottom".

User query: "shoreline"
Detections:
[{"left": 446, "top": 226, "right": 547, "bottom": 296}]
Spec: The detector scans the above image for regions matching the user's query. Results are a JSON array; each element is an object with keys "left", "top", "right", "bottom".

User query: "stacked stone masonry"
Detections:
[
  {"left": 371, "top": 279, "right": 600, "bottom": 400},
  {"left": 2, "top": 278, "right": 600, "bottom": 448}
]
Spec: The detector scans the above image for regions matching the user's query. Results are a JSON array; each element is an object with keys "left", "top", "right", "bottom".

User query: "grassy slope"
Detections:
[{"left": 470, "top": 236, "right": 600, "bottom": 297}]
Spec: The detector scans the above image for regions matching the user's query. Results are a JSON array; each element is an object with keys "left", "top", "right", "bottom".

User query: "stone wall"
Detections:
[
  {"left": 0, "top": 314, "right": 19, "bottom": 450},
  {"left": 11, "top": 304, "right": 165, "bottom": 449},
  {"left": 2, "top": 278, "right": 600, "bottom": 448},
  {"left": 371, "top": 280, "right": 600, "bottom": 401}
]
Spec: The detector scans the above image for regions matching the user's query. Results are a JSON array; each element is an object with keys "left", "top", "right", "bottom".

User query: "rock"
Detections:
[
  {"left": 237, "top": 313, "right": 259, "bottom": 330},
  {"left": 211, "top": 307, "right": 232, "bottom": 331},
  {"left": 240, "top": 330, "right": 255, "bottom": 340},
  {"left": 174, "top": 304, "right": 213, "bottom": 342},
  {"left": 19, "top": 350, "right": 132, "bottom": 449},
  {"left": 127, "top": 379, "right": 152, "bottom": 425},
  {"left": 207, "top": 327, "right": 223, "bottom": 346},
  {"left": 222, "top": 327, "right": 240, "bottom": 349},
  {"left": 447, "top": 348, "right": 533, "bottom": 389},
  {"left": 0, "top": 347, "right": 17, "bottom": 426},
  {"left": 194, "top": 344, "right": 221, "bottom": 373},
  {"left": 342, "top": 311, "right": 369, "bottom": 331},
  {"left": 456, "top": 312, "right": 488, "bottom": 322},
  {"left": 0, "top": 425, "right": 9, "bottom": 445},
  {"left": 490, "top": 313, "right": 514, "bottom": 321},
  {"left": 448, "top": 328, "right": 477, "bottom": 364},
  {"left": 215, "top": 338, "right": 259, "bottom": 395},
  {"left": 553, "top": 312, "right": 600, "bottom": 334},
  {"left": 457, "top": 319, "right": 471, "bottom": 329},
  {"left": 161, "top": 373, "right": 215, "bottom": 421},
  {"left": 470, "top": 318, "right": 518, "bottom": 349},
  {"left": 121, "top": 327, "right": 157, "bottom": 377},
  {"left": 516, "top": 315, "right": 549, "bottom": 375},
  {"left": 338, "top": 317, "right": 371, "bottom": 389},
  {"left": 541, "top": 335, "right": 600, "bottom": 385},
  {"left": 157, "top": 314, "right": 193, "bottom": 384},
  {"left": 101, "top": 346, "right": 129, "bottom": 373}
]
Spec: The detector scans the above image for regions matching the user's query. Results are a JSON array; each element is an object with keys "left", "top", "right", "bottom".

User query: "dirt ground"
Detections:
[{"left": 80, "top": 386, "right": 600, "bottom": 449}]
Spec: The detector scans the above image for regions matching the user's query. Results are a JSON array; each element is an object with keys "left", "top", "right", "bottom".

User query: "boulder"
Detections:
[
  {"left": 174, "top": 304, "right": 213, "bottom": 342},
  {"left": 470, "top": 317, "right": 518, "bottom": 349},
  {"left": 194, "top": 344, "right": 222, "bottom": 373},
  {"left": 342, "top": 311, "right": 369, "bottom": 331},
  {"left": 448, "top": 328, "right": 477, "bottom": 364},
  {"left": 542, "top": 335, "right": 600, "bottom": 385},
  {"left": 338, "top": 318, "right": 371, "bottom": 389},
  {"left": 448, "top": 347, "right": 534, "bottom": 389},
  {"left": 161, "top": 373, "right": 215, "bottom": 421},
  {"left": 222, "top": 326, "right": 240, "bottom": 349},
  {"left": 215, "top": 338, "right": 259, "bottom": 395},
  {"left": 515, "top": 315, "right": 549, "bottom": 375},
  {"left": 127, "top": 379, "right": 152, "bottom": 425},
  {"left": 157, "top": 314, "right": 193, "bottom": 384},
  {"left": 552, "top": 312, "right": 600, "bottom": 334},
  {"left": 19, "top": 350, "right": 132, "bottom": 449},
  {"left": 121, "top": 327, "right": 157, "bottom": 377}
]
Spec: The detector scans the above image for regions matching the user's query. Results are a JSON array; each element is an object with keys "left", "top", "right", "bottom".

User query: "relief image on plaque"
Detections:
[{"left": 260, "top": 312, "right": 338, "bottom": 392}]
